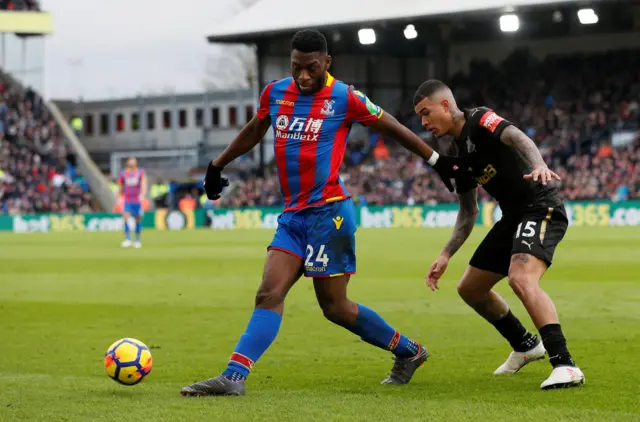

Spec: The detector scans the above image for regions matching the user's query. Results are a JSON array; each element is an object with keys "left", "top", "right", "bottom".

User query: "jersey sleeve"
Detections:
[
  {"left": 256, "top": 81, "right": 276, "bottom": 120},
  {"left": 118, "top": 171, "right": 124, "bottom": 186},
  {"left": 445, "top": 138, "right": 477, "bottom": 194},
  {"left": 454, "top": 174, "right": 477, "bottom": 194},
  {"left": 467, "top": 107, "right": 513, "bottom": 140},
  {"left": 346, "top": 86, "right": 384, "bottom": 126}
]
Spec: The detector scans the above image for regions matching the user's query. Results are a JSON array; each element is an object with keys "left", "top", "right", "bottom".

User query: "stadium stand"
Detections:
[
  {"left": 0, "top": 71, "right": 96, "bottom": 215},
  {"left": 0, "top": 0, "right": 40, "bottom": 11},
  {"left": 219, "top": 48, "right": 640, "bottom": 208}
]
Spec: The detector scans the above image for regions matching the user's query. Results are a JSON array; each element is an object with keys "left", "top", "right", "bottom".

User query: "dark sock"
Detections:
[
  {"left": 490, "top": 310, "right": 539, "bottom": 352},
  {"left": 539, "top": 323, "right": 575, "bottom": 368}
]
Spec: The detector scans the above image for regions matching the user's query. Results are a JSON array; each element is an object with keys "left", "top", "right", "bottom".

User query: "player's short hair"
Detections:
[
  {"left": 291, "top": 29, "right": 328, "bottom": 53},
  {"left": 413, "top": 80, "right": 449, "bottom": 105}
]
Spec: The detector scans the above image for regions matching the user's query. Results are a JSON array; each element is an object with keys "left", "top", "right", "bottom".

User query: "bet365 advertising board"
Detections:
[
  {"left": 1, "top": 200, "right": 638, "bottom": 233},
  {"left": 202, "top": 200, "right": 640, "bottom": 229},
  {"left": 0, "top": 209, "right": 202, "bottom": 233}
]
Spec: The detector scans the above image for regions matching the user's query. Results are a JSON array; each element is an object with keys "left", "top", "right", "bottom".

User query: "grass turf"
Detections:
[{"left": 0, "top": 227, "right": 639, "bottom": 421}]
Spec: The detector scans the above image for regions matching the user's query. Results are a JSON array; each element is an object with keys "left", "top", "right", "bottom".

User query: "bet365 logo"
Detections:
[{"left": 275, "top": 115, "right": 324, "bottom": 141}]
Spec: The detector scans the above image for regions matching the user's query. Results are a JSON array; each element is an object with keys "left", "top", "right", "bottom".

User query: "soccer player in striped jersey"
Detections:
[
  {"left": 181, "top": 29, "right": 466, "bottom": 397},
  {"left": 119, "top": 157, "right": 146, "bottom": 248}
]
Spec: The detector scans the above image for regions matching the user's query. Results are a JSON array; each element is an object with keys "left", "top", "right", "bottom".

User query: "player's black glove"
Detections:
[
  {"left": 430, "top": 154, "right": 469, "bottom": 193},
  {"left": 203, "top": 161, "right": 229, "bottom": 200}
]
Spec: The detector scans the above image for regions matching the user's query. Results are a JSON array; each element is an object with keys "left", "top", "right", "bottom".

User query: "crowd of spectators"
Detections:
[
  {"left": 0, "top": 0, "right": 40, "bottom": 11},
  {"left": 0, "top": 72, "right": 95, "bottom": 215},
  {"left": 221, "top": 48, "right": 640, "bottom": 208},
  {"left": 2, "top": 46, "right": 638, "bottom": 214}
]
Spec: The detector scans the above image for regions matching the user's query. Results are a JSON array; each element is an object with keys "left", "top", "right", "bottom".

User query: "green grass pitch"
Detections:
[{"left": 1, "top": 227, "right": 639, "bottom": 421}]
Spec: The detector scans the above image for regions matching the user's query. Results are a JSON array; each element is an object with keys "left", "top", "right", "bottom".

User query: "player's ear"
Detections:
[
  {"left": 325, "top": 55, "right": 332, "bottom": 70},
  {"left": 442, "top": 99, "right": 450, "bottom": 113}
]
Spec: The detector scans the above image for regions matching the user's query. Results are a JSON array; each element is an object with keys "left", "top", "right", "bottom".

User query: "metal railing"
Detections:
[{"left": 47, "top": 101, "right": 116, "bottom": 211}]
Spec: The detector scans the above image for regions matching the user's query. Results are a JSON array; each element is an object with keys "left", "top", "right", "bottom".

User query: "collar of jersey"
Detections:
[
  {"left": 295, "top": 72, "right": 335, "bottom": 96},
  {"left": 454, "top": 109, "right": 471, "bottom": 142}
]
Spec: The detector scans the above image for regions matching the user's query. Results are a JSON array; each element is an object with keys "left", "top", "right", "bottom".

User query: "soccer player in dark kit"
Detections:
[
  {"left": 414, "top": 80, "right": 585, "bottom": 390},
  {"left": 180, "top": 31, "right": 465, "bottom": 396}
]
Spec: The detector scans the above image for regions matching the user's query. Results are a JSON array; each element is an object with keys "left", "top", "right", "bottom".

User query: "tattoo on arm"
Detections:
[
  {"left": 499, "top": 125, "right": 546, "bottom": 168},
  {"left": 511, "top": 253, "right": 530, "bottom": 264},
  {"left": 443, "top": 189, "right": 479, "bottom": 258}
]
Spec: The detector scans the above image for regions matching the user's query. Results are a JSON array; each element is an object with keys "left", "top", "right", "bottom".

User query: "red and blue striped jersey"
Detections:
[
  {"left": 257, "top": 73, "right": 384, "bottom": 212},
  {"left": 119, "top": 169, "right": 144, "bottom": 204}
]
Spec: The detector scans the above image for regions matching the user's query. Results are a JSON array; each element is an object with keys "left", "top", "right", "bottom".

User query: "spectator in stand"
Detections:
[
  {"left": 218, "top": 48, "right": 639, "bottom": 208},
  {"left": 372, "top": 137, "right": 389, "bottom": 163},
  {"left": 0, "top": 0, "right": 40, "bottom": 11},
  {"left": 179, "top": 192, "right": 197, "bottom": 212},
  {"left": 0, "top": 71, "right": 95, "bottom": 215},
  {"left": 221, "top": 139, "right": 638, "bottom": 207}
]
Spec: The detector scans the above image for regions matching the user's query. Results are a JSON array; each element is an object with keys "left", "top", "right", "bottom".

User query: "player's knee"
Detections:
[
  {"left": 456, "top": 280, "right": 471, "bottom": 299},
  {"left": 457, "top": 280, "right": 483, "bottom": 303},
  {"left": 319, "top": 300, "right": 354, "bottom": 325},
  {"left": 507, "top": 273, "right": 538, "bottom": 299},
  {"left": 254, "top": 287, "right": 286, "bottom": 309}
]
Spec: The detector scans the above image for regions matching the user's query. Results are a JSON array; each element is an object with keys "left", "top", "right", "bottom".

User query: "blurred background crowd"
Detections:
[
  {"left": 0, "top": 72, "right": 95, "bottom": 214},
  {"left": 1, "top": 48, "right": 639, "bottom": 214},
  {"left": 222, "top": 48, "right": 640, "bottom": 208},
  {"left": 0, "top": 0, "right": 40, "bottom": 11}
]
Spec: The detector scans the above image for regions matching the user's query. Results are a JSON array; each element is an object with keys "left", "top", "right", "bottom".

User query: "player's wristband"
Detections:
[{"left": 427, "top": 151, "right": 439, "bottom": 166}]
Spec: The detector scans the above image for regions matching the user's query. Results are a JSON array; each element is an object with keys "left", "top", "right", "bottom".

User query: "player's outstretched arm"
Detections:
[
  {"left": 368, "top": 113, "right": 463, "bottom": 192},
  {"left": 499, "top": 126, "right": 561, "bottom": 185},
  {"left": 212, "top": 116, "right": 271, "bottom": 168},
  {"left": 203, "top": 116, "right": 271, "bottom": 200},
  {"left": 369, "top": 112, "right": 435, "bottom": 161},
  {"left": 426, "top": 189, "right": 478, "bottom": 291}
]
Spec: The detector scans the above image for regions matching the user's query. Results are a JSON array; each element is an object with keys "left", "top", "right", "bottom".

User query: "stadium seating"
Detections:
[
  {"left": 220, "top": 48, "right": 640, "bottom": 208},
  {"left": 0, "top": 71, "right": 95, "bottom": 214},
  {"left": 0, "top": 0, "right": 40, "bottom": 11}
]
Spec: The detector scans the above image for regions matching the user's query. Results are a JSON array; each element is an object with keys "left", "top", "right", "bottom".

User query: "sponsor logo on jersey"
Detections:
[
  {"left": 275, "top": 116, "right": 324, "bottom": 141},
  {"left": 475, "top": 164, "right": 498, "bottom": 185},
  {"left": 276, "top": 99, "right": 295, "bottom": 107},
  {"left": 332, "top": 216, "right": 344, "bottom": 230},
  {"left": 479, "top": 111, "right": 504, "bottom": 133},
  {"left": 124, "top": 176, "right": 140, "bottom": 186},
  {"left": 276, "top": 115, "right": 289, "bottom": 130}
]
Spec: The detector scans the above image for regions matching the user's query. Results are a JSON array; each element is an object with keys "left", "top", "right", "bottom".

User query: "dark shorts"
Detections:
[
  {"left": 470, "top": 203, "right": 568, "bottom": 276},
  {"left": 268, "top": 199, "right": 356, "bottom": 278}
]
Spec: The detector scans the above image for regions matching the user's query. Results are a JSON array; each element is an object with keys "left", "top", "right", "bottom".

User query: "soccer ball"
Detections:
[{"left": 104, "top": 338, "right": 153, "bottom": 385}]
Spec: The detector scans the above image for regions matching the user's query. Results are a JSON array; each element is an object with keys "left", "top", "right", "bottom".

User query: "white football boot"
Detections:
[
  {"left": 133, "top": 240, "right": 142, "bottom": 249},
  {"left": 540, "top": 365, "right": 585, "bottom": 390},
  {"left": 494, "top": 341, "right": 546, "bottom": 374},
  {"left": 121, "top": 239, "right": 132, "bottom": 248}
]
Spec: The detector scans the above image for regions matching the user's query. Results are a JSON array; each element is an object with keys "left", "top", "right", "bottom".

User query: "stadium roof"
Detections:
[{"left": 207, "top": 0, "right": 582, "bottom": 43}]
